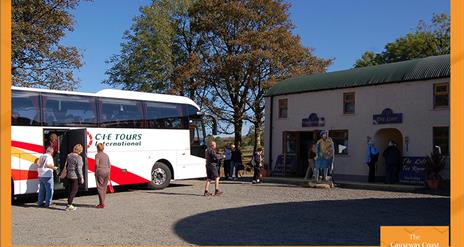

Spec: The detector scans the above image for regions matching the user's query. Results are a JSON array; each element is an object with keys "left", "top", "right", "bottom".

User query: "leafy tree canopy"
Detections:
[
  {"left": 354, "top": 13, "right": 449, "bottom": 68},
  {"left": 12, "top": 0, "right": 83, "bottom": 90}
]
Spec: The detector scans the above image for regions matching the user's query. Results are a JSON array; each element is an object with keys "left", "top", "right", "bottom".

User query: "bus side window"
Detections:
[
  {"left": 42, "top": 93, "right": 97, "bottom": 127},
  {"left": 99, "top": 99, "right": 143, "bottom": 128},
  {"left": 12, "top": 90, "right": 40, "bottom": 126}
]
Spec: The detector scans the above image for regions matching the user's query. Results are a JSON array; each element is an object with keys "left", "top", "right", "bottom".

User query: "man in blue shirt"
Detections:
[{"left": 365, "top": 139, "right": 379, "bottom": 183}]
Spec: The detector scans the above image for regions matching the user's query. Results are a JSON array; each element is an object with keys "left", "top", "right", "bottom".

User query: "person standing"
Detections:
[
  {"left": 65, "top": 144, "right": 84, "bottom": 211},
  {"left": 95, "top": 143, "right": 111, "bottom": 209},
  {"left": 383, "top": 141, "right": 401, "bottom": 184},
  {"left": 231, "top": 144, "right": 242, "bottom": 180},
  {"left": 223, "top": 144, "right": 232, "bottom": 179},
  {"left": 365, "top": 139, "right": 379, "bottom": 183},
  {"left": 204, "top": 141, "right": 224, "bottom": 196},
  {"left": 252, "top": 147, "right": 263, "bottom": 184},
  {"left": 315, "top": 130, "right": 334, "bottom": 182},
  {"left": 37, "top": 146, "right": 57, "bottom": 207},
  {"left": 304, "top": 142, "right": 316, "bottom": 180},
  {"left": 45, "top": 133, "right": 59, "bottom": 157}
]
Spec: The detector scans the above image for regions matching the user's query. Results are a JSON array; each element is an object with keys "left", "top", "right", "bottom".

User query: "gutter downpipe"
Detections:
[{"left": 268, "top": 95, "right": 273, "bottom": 176}]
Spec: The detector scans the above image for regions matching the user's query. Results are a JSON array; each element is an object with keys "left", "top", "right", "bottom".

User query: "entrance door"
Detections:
[
  {"left": 374, "top": 128, "right": 403, "bottom": 179},
  {"left": 59, "top": 129, "right": 88, "bottom": 191},
  {"left": 282, "top": 131, "right": 314, "bottom": 177},
  {"left": 297, "top": 132, "right": 314, "bottom": 177}
]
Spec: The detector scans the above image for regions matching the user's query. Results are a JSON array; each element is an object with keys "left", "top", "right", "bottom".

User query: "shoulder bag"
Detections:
[{"left": 59, "top": 161, "right": 68, "bottom": 179}]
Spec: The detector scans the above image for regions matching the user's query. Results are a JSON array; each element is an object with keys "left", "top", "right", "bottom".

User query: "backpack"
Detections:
[{"left": 251, "top": 157, "right": 256, "bottom": 167}]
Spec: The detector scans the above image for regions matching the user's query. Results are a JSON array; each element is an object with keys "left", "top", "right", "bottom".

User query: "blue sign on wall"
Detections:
[
  {"left": 399, "top": 156, "right": 427, "bottom": 185},
  {"left": 373, "top": 108, "right": 403, "bottom": 124},
  {"left": 302, "top": 113, "right": 325, "bottom": 127}
]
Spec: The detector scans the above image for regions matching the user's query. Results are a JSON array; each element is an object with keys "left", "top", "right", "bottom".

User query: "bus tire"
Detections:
[
  {"left": 147, "top": 162, "right": 172, "bottom": 190},
  {"left": 11, "top": 179, "right": 16, "bottom": 203}
]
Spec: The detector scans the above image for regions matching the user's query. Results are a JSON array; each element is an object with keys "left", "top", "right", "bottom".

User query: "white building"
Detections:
[{"left": 264, "top": 55, "right": 449, "bottom": 183}]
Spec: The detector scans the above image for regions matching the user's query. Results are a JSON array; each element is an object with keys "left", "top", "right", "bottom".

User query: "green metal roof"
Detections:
[{"left": 266, "top": 54, "right": 450, "bottom": 97}]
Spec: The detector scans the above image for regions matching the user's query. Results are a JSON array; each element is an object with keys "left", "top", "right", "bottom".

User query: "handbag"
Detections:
[
  {"left": 59, "top": 161, "right": 68, "bottom": 179},
  {"left": 106, "top": 180, "right": 114, "bottom": 193}
]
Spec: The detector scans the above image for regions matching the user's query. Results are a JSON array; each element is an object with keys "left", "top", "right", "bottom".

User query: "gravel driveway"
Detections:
[{"left": 12, "top": 179, "right": 449, "bottom": 246}]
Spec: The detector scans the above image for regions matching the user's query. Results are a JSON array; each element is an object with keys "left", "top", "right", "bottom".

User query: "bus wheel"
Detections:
[
  {"left": 11, "top": 179, "right": 16, "bottom": 203},
  {"left": 148, "top": 162, "right": 172, "bottom": 190}
]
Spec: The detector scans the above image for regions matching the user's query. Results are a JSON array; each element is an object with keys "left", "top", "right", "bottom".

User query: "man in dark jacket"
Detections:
[
  {"left": 204, "top": 141, "right": 224, "bottom": 196},
  {"left": 383, "top": 141, "right": 402, "bottom": 184}
]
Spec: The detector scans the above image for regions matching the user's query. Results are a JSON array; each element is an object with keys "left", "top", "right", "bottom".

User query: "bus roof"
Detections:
[{"left": 12, "top": 86, "right": 200, "bottom": 110}]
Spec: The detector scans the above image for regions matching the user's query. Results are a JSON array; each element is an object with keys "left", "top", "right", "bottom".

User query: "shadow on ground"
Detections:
[{"left": 174, "top": 197, "right": 449, "bottom": 246}]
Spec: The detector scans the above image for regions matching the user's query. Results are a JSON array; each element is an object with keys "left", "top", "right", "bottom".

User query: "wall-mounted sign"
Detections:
[
  {"left": 399, "top": 156, "right": 427, "bottom": 185},
  {"left": 373, "top": 108, "right": 403, "bottom": 124},
  {"left": 302, "top": 113, "right": 325, "bottom": 127}
]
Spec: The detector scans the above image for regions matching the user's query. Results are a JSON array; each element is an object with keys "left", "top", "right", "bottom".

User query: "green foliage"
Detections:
[
  {"left": 105, "top": 0, "right": 204, "bottom": 101},
  {"left": 12, "top": 0, "right": 83, "bottom": 90},
  {"left": 354, "top": 13, "right": 449, "bottom": 68},
  {"left": 106, "top": 0, "right": 331, "bottom": 146}
]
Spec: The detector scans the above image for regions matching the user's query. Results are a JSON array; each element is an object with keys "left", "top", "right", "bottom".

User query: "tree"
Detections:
[
  {"left": 106, "top": 0, "right": 331, "bottom": 149},
  {"left": 12, "top": 0, "right": 83, "bottom": 90},
  {"left": 354, "top": 13, "right": 449, "bottom": 68},
  {"left": 105, "top": 0, "right": 206, "bottom": 102},
  {"left": 190, "top": 0, "right": 331, "bottom": 148}
]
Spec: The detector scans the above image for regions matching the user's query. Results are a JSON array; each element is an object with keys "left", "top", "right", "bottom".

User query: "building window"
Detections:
[
  {"left": 433, "top": 127, "right": 449, "bottom": 155},
  {"left": 329, "top": 130, "right": 349, "bottom": 155},
  {"left": 434, "top": 83, "right": 449, "bottom": 108},
  {"left": 283, "top": 132, "right": 297, "bottom": 155},
  {"left": 343, "top": 92, "right": 355, "bottom": 114},
  {"left": 278, "top": 99, "right": 288, "bottom": 118}
]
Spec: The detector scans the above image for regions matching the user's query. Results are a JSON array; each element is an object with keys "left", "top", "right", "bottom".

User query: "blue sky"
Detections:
[
  {"left": 60, "top": 0, "right": 449, "bottom": 136},
  {"left": 62, "top": 0, "right": 449, "bottom": 93}
]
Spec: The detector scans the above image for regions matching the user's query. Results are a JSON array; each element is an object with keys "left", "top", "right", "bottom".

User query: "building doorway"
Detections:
[
  {"left": 282, "top": 131, "right": 318, "bottom": 177},
  {"left": 374, "top": 128, "right": 403, "bottom": 179}
]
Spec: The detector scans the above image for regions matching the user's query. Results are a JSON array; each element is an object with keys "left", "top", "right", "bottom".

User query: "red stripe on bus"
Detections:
[
  {"left": 11, "top": 141, "right": 43, "bottom": 153},
  {"left": 11, "top": 169, "right": 38, "bottom": 180},
  {"left": 88, "top": 158, "right": 149, "bottom": 185},
  {"left": 11, "top": 140, "right": 150, "bottom": 184}
]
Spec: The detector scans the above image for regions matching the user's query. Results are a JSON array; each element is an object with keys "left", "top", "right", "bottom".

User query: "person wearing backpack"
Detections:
[{"left": 365, "top": 139, "right": 379, "bottom": 183}]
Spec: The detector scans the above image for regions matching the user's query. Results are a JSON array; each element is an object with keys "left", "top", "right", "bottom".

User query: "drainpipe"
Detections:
[{"left": 268, "top": 96, "right": 274, "bottom": 175}]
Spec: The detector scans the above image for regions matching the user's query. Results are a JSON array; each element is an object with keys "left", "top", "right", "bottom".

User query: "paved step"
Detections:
[{"left": 261, "top": 176, "right": 444, "bottom": 194}]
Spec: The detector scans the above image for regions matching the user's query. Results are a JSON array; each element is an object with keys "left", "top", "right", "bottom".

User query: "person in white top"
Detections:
[{"left": 37, "top": 146, "right": 57, "bottom": 207}]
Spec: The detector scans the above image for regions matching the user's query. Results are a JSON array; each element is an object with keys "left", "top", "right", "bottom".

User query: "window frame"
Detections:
[
  {"left": 278, "top": 98, "right": 288, "bottom": 119},
  {"left": 329, "top": 129, "right": 349, "bottom": 155},
  {"left": 433, "top": 82, "right": 449, "bottom": 108},
  {"left": 343, "top": 92, "right": 355, "bottom": 114},
  {"left": 433, "top": 126, "right": 449, "bottom": 156}
]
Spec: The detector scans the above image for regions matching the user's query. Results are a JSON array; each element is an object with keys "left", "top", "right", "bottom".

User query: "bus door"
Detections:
[
  {"left": 58, "top": 128, "right": 88, "bottom": 191},
  {"left": 189, "top": 114, "right": 217, "bottom": 158},
  {"left": 189, "top": 117, "right": 207, "bottom": 158}
]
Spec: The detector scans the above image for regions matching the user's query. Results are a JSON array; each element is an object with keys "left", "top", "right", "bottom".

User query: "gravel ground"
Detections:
[{"left": 12, "top": 179, "right": 449, "bottom": 246}]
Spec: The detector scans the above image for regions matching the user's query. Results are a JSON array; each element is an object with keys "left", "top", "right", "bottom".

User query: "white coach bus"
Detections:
[{"left": 11, "top": 86, "right": 217, "bottom": 196}]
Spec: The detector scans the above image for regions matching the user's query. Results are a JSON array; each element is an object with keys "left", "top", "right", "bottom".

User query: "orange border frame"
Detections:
[
  {"left": 1, "top": 0, "right": 12, "bottom": 246},
  {"left": 0, "top": 1, "right": 462, "bottom": 247},
  {"left": 450, "top": 0, "right": 463, "bottom": 245}
]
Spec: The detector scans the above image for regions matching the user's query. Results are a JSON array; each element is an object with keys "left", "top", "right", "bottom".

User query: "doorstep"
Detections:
[{"left": 261, "top": 176, "right": 435, "bottom": 194}]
